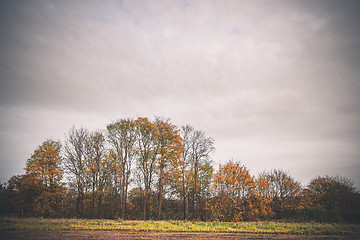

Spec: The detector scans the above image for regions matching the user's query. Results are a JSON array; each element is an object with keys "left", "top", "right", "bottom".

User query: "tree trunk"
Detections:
[
  {"left": 80, "top": 192, "right": 85, "bottom": 217},
  {"left": 92, "top": 180, "right": 95, "bottom": 218},
  {"left": 143, "top": 188, "right": 147, "bottom": 220},
  {"left": 158, "top": 167, "right": 164, "bottom": 220},
  {"left": 185, "top": 192, "right": 189, "bottom": 220},
  {"left": 76, "top": 196, "right": 80, "bottom": 217},
  {"left": 123, "top": 181, "right": 128, "bottom": 219},
  {"left": 194, "top": 161, "right": 200, "bottom": 220},
  {"left": 120, "top": 182, "right": 124, "bottom": 219},
  {"left": 183, "top": 192, "right": 189, "bottom": 220},
  {"left": 98, "top": 194, "right": 102, "bottom": 218}
]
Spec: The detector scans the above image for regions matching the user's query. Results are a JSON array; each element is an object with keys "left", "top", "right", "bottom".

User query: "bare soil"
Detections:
[{"left": 1, "top": 230, "right": 359, "bottom": 240}]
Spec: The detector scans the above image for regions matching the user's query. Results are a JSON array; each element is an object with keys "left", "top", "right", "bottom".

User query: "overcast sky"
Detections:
[{"left": 1, "top": 0, "right": 360, "bottom": 188}]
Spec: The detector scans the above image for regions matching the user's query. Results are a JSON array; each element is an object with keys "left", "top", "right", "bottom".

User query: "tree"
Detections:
[
  {"left": 24, "top": 139, "right": 64, "bottom": 217},
  {"left": 85, "top": 131, "right": 107, "bottom": 218},
  {"left": 214, "top": 160, "right": 254, "bottom": 201},
  {"left": 190, "top": 129, "right": 214, "bottom": 220},
  {"left": 244, "top": 177, "right": 274, "bottom": 221},
  {"left": 107, "top": 119, "right": 137, "bottom": 219},
  {"left": 212, "top": 160, "right": 254, "bottom": 221},
  {"left": 308, "top": 175, "right": 359, "bottom": 211},
  {"left": 169, "top": 125, "right": 214, "bottom": 220},
  {"left": 169, "top": 125, "right": 193, "bottom": 220},
  {"left": 153, "top": 117, "right": 183, "bottom": 220},
  {"left": 259, "top": 169, "right": 301, "bottom": 218},
  {"left": 63, "top": 127, "right": 89, "bottom": 217},
  {"left": 0, "top": 175, "right": 24, "bottom": 216},
  {"left": 194, "top": 160, "right": 213, "bottom": 221},
  {"left": 134, "top": 117, "right": 158, "bottom": 220}
]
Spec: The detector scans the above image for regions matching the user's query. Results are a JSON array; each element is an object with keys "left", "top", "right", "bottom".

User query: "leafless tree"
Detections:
[
  {"left": 258, "top": 169, "right": 301, "bottom": 217},
  {"left": 172, "top": 125, "right": 214, "bottom": 220},
  {"left": 107, "top": 119, "right": 137, "bottom": 219},
  {"left": 85, "top": 131, "right": 106, "bottom": 218}
]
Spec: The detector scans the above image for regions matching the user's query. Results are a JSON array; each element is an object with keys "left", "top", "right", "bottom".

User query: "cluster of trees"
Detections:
[{"left": 1, "top": 117, "right": 359, "bottom": 222}]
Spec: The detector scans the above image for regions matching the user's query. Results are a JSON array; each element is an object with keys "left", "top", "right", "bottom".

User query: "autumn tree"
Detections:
[
  {"left": 212, "top": 160, "right": 254, "bottom": 221},
  {"left": 153, "top": 117, "right": 183, "bottom": 220},
  {"left": 134, "top": 117, "right": 159, "bottom": 220},
  {"left": 169, "top": 125, "right": 193, "bottom": 220},
  {"left": 24, "top": 139, "right": 64, "bottom": 217},
  {"left": 63, "top": 127, "right": 89, "bottom": 217},
  {"left": 244, "top": 177, "right": 274, "bottom": 220}
]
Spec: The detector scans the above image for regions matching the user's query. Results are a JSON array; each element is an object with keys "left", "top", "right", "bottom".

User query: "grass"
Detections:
[{"left": 1, "top": 217, "right": 360, "bottom": 236}]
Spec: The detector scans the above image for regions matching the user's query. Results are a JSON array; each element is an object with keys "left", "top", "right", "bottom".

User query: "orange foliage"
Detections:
[{"left": 24, "top": 139, "right": 65, "bottom": 217}]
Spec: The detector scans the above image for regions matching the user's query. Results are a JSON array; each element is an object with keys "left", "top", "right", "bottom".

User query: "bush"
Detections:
[{"left": 283, "top": 207, "right": 360, "bottom": 223}]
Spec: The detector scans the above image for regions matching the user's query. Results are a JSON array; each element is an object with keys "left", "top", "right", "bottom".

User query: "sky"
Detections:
[{"left": 1, "top": 0, "right": 360, "bottom": 189}]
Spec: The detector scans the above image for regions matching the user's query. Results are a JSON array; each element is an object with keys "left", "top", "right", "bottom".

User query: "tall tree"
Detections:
[
  {"left": 85, "top": 131, "right": 106, "bottom": 218},
  {"left": 107, "top": 119, "right": 137, "bottom": 219},
  {"left": 169, "top": 125, "right": 214, "bottom": 220},
  {"left": 189, "top": 128, "right": 214, "bottom": 220},
  {"left": 154, "top": 117, "right": 183, "bottom": 220},
  {"left": 134, "top": 117, "right": 158, "bottom": 220},
  {"left": 194, "top": 160, "right": 213, "bottom": 220},
  {"left": 169, "top": 125, "right": 193, "bottom": 220},
  {"left": 63, "top": 127, "right": 89, "bottom": 217}
]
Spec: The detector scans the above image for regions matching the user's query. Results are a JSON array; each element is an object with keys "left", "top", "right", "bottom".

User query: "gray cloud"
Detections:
[{"left": 1, "top": 0, "right": 359, "bottom": 188}]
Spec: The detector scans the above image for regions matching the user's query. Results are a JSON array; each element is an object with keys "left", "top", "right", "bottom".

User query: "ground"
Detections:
[{"left": 1, "top": 231, "right": 360, "bottom": 240}]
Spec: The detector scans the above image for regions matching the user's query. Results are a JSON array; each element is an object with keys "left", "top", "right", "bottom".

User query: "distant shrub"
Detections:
[{"left": 283, "top": 207, "right": 360, "bottom": 223}]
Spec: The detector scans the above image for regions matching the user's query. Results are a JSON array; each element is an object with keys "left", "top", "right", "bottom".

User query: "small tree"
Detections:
[
  {"left": 244, "top": 177, "right": 274, "bottom": 221},
  {"left": 212, "top": 160, "right": 254, "bottom": 221},
  {"left": 308, "top": 175, "right": 359, "bottom": 210},
  {"left": 24, "top": 139, "right": 64, "bottom": 217},
  {"left": 259, "top": 169, "right": 301, "bottom": 218}
]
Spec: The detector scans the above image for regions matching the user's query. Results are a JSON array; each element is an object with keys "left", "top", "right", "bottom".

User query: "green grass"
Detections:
[{"left": 1, "top": 217, "right": 360, "bottom": 236}]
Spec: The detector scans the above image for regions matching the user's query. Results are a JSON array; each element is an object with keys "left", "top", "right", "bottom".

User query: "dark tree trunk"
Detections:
[
  {"left": 158, "top": 168, "right": 164, "bottom": 220},
  {"left": 143, "top": 189, "right": 148, "bottom": 220}
]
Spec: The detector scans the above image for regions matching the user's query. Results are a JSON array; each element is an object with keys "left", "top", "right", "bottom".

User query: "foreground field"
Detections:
[
  {"left": 1, "top": 218, "right": 360, "bottom": 239},
  {"left": 2, "top": 230, "right": 360, "bottom": 240}
]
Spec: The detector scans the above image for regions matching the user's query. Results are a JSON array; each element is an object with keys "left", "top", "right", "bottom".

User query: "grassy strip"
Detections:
[{"left": 1, "top": 218, "right": 360, "bottom": 236}]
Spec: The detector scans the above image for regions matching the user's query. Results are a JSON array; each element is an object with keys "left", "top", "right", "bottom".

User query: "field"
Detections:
[{"left": 1, "top": 217, "right": 360, "bottom": 239}]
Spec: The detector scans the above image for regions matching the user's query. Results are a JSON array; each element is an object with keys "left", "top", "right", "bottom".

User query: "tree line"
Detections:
[{"left": 1, "top": 117, "right": 359, "bottom": 223}]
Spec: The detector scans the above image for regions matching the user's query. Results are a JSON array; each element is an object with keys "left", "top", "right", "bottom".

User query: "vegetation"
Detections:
[
  {"left": 1, "top": 218, "right": 360, "bottom": 236},
  {"left": 1, "top": 117, "right": 360, "bottom": 224}
]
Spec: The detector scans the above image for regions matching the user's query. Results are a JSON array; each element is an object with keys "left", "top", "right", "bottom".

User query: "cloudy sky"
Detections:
[{"left": 1, "top": 0, "right": 360, "bottom": 188}]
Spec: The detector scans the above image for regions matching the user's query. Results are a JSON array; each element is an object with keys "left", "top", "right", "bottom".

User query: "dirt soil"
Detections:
[{"left": 1, "top": 230, "right": 360, "bottom": 240}]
